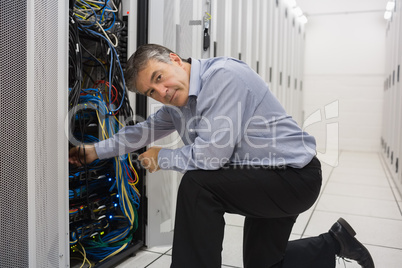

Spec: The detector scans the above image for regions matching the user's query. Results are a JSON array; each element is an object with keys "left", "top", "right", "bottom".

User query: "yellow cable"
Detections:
[
  {"left": 128, "top": 154, "right": 140, "bottom": 185},
  {"left": 74, "top": 13, "right": 87, "bottom": 20},
  {"left": 117, "top": 162, "right": 130, "bottom": 221},
  {"left": 96, "top": 110, "right": 108, "bottom": 139},
  {"left": 86, "top": 1, "right": 101, "bottom": 9},
  {"left": 107, "top": 227, "right": 129, "bottom": 242},
  {"left": 117, "top": 160, "right": 135, "bottom": 225},
  {"left": 114, "top": 115, "right": 125, "bottom": 128},
  {"left": 77, "top": 242, "right": 92, "bottom": 268},
  {"left": 99, "top": 243, "right": 128, "bottom": 263}
]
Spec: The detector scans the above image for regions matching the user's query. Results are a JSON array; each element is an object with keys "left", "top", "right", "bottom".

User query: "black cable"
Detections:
[
  {"left": 86, "top": 0, "right": 107, "bottom": 20},
  {"left": 69, "top": 0, "right": 134, "bottom": 229}
]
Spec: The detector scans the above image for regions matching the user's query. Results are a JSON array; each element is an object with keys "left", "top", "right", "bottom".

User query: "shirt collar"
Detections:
[{"left": 188, "top": 57, "right": 201, "bottom": 97}]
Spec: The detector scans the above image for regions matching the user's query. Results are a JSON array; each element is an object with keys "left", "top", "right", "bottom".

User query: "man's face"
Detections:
[{"left": 135, "top": 53, "right": 190, "bottom": 107}]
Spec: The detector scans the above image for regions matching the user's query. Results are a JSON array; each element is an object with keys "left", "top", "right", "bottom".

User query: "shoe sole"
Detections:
[
  {"left": 337, "top": 218, "right": 375, "bottom": 267},
  {"left": 337, "top": 217, "right": 357, "bottom": 237}
]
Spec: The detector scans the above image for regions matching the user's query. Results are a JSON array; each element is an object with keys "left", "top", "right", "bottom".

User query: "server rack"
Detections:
[
  {"left": 382, "top": 0, "right": 402, "bottom": 196},
  {"left": 258, "top": 0, "right": 269, "bottom": 84},
  {"left": 206, "top": 0, "right": 307, "bottom": 123},
  {"left": 67, "top": 1, "right": 149, "bottom": 267},
  {"left": 0, "top": 0, "right": 149, "bottom": 267},
  {"left": 145, "top": 0, "right": 214, "bottom": 247},
  {"left": 230, "top": 0, "right": 242, "bottom": 60}
]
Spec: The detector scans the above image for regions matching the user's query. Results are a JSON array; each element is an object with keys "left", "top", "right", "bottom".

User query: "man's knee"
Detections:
[{"left": 177, "top": 171, "right": 213, "bottom": 207}]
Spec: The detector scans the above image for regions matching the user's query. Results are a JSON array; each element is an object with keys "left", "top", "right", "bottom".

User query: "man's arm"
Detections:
[{"left": 69, "top": 106, "right": 176, "bottom": 165}]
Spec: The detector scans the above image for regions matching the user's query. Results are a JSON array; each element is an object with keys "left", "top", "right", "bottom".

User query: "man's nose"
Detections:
[{"left": 155, "top": 84, "right": 168, "bottom": 97}]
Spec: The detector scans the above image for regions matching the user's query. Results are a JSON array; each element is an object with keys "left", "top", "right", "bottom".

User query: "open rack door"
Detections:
[{"left": 0, "top": 0, "right": 69, "bottom": 267}]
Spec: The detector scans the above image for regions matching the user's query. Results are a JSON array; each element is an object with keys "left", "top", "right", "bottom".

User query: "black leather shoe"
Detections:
[{"left": 329, "top": 218, "right": 375, "bottom": 268}]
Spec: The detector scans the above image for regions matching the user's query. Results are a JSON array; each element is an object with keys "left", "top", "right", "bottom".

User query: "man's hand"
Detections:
[
  {"left": 69, "top": 145, "right": 99, "bottom": 166},
  {"left": 138, "top": 146, "right": 162, "bottom": 173}
]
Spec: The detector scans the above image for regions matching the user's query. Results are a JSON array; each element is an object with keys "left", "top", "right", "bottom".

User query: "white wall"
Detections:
[{"left": 298, "top": 0, "right": 388, "bottom": 156}]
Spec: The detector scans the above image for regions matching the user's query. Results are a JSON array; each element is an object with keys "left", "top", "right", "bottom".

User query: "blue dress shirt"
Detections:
[{"left": 95, "top": 57, "right": 316, "bottom": 172}]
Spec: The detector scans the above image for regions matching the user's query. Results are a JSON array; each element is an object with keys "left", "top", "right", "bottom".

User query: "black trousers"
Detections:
[{"left": 170, "top": 157, "right": 337, "bottom": 268}]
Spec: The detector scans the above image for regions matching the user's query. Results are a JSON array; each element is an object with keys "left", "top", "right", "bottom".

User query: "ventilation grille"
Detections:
[
  {"left": 33, "top": 0, "right": 62, "bottom": 267},
  {"left": 0, "top": 1, "right": 29, "bottom": 267},
  {"left": 179, "top": 0, "right": 193, "bottom": 58},
  {"left": 0, "top": 1, "right": 66, "bottom": 267}
]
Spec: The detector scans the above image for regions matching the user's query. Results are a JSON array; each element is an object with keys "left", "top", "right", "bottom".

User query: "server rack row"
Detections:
[
  {"left": 212, "top": 0, "right": 307, "bottom": 126},
  {"left": 382, "top": 0, "right": 402, "bottom": 195},
  {"left": 0, "top": 0, "right": 308, "bottom": 267}
]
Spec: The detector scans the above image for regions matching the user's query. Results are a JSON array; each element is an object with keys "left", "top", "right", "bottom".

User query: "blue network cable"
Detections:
[
  {"left": 80, "top": 27, "right": 126, "bottom": 112},
  {"left": 69, "top": 1, "right": 139, "bottom": 264},
  {"left": 71, "top": 89, "right": 139, "bottom": 261},
  {"left": 102, "top": 3, "right": 116, "bottom": 31}
]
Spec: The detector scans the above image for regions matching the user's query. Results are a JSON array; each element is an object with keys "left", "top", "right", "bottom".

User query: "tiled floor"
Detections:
[{"left": 116, "top": 151, "right": 402, "bottom": 268}]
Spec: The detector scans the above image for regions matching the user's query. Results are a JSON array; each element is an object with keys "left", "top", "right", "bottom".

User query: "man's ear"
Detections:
[{"left": 169, "top": 53, "right": 182, "bottom": 65}]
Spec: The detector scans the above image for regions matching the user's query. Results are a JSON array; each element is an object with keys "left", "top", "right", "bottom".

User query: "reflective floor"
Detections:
[{"left": 116, "top": 151, "right": 402, "bottom": 268}]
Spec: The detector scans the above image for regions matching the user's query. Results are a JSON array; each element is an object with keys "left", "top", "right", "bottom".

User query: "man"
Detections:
[{"left": 69, "top": 44, "right": 374, "bottom": 268}]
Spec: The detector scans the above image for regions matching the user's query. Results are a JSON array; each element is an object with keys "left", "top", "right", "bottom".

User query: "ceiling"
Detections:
[{"left": 296, "top": 0, "right": 389, "bottom": 16}]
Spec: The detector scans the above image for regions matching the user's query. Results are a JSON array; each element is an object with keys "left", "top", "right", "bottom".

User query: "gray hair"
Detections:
[{"left": 124, "top": 44, "right": 179, "bottom": 94}]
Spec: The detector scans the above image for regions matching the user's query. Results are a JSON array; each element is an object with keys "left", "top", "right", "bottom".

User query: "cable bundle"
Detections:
[
  {"left": 69, "top": 89, "right": 140, "bottom": 265},
  {"left": 68, "top": 1, "right": 140, "bottom": 266},
  {"left": 69, "top": 0, "right": 132, "bottom": 122},
  {"left": 73, "top": 0, "right": 121, "bottom": 46}
]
